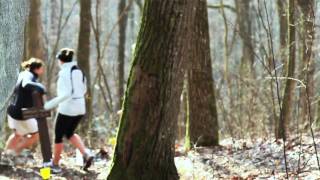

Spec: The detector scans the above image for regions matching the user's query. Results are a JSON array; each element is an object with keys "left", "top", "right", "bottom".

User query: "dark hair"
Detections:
[
  {"left": 21, "top": 58, "right": 44, "bottom": 72},
  {"left": 56, "top": 48, "right": 74, "bottom": 62}
]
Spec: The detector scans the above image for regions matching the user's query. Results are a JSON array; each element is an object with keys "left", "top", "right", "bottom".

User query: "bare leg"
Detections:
[
  {"left": 53, "top": 143, "right": 63, "bottom": 165},
  {"left": 5, "top": 132, "right": 23, "bottom": 154},
  {"left": 69, "top": 134, "right": 86, "bottom": 155},
  {"left": 15, "top": 133, "right": 39, "bottom": 154}
]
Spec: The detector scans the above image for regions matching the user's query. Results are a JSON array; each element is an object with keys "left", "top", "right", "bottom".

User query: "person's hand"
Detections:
[{"left": 44, "top": 102, "right": 51, "bottom": 110}]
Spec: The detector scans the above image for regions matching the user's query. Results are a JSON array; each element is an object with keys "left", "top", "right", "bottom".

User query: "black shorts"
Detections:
[{"left": 55, "top": 113, "right": 83, "bottom": 143}]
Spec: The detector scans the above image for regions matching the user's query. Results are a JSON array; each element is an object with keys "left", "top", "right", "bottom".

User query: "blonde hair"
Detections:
[{"left": 21, "top": 58, "right": 44, "bottom": 71}]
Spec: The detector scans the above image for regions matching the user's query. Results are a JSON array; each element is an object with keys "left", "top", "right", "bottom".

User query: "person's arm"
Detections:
[{"left": 44, "top": 71, "right": 72, "bottom": 110}]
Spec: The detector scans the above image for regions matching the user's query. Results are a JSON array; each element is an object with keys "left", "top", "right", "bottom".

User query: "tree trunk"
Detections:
[
  {"left": 186, "top": 0, "right": 219, "bottom": 148},
  {"left": 0, "top": 1, "right": 29, "bottom": 127},
  {"left": 235, "top": 0, "right": 254, "bottom": 73},
  {"left": 278, "top": 0, "right": 296, "bottom": 139},
  {"left": 297, "top": 0, "right": 315, "bottom": 125},
  {"left": 277, "top": 0, "right": 288, "bottom": 65},
  {"left": 235, "top": 0, "right": 254, "bottom": 136},
  {"left": 117, "top": 0, "right": 129, "bottom": 110},
  {"left": 25, "top": 0, "right": 45, "bottom": 60},
  {"left": 77, "top": 0, "right": 92, "bottom": 135},
  {"left": 107, "top": 0, "right": 196, "bottom": 179},
  {"left": 275, "top": 0, "right": 288, "bottom": 139}
]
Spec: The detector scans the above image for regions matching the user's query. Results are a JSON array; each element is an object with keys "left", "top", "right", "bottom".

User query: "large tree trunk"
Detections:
[
  {"left": 297, "top": 0, "right": 315, "bottom": 125},
  {"left": 0, "top": 1, "right": 29, "bottom": 127},
  {"left": 117, "top": 0, "right": 129, "bottom": 111},
  {"left": 77, "top": 0, "right": 92, "bottom": 135},
  {"left": 25, "top": 0, "right": 45, "bottom": 60},
  {"left": 278, "top": 0, "right": 296, "bottom": 139},
  {"left": 107, "top": 0, "right": 196, "bottom": 179},
  {"left": 186, "top": 0, "right": 219, "bottom": 148}
]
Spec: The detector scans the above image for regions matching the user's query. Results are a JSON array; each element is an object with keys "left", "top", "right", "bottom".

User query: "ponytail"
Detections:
[
  {"left": 21, "top": 58, "right": 44, "bottom": 71},
  {"left": 56, "top": 48, "right": 74, "bottom": 62},
  {"left": 21, "top": 61, "right": 31, "bottom": 70}
]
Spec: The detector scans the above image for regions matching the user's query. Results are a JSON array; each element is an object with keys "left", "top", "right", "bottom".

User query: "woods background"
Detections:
[{"left": 1, "top": 0, "right": 320, "bottom": 151}]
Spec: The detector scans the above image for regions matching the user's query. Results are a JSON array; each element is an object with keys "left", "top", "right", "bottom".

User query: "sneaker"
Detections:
[
  {"left": 83, "top": 151, "right": 94, "bottom": 171},
  {"left": 50, "top": 162, "right": 62, "bottom": 174}
]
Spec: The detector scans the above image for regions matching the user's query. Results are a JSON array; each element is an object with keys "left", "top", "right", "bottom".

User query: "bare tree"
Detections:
[
  {"left": 274, "top": 0, "right": 288, "bottom": 139},
  {"left": 297, "top": 0, "right": 315, "bottom": 124},
  {"left": 107, "top": 0, "right": 196, "bottom": 179},
  {"left": 235, "top": 0, "right": 254, "bottom": 73},
  {"left": 25, "top": 0, "right": 45, "bottom": 60},
  {"left": 186, "top": 0, "right": 219, "bottom": 148},
  {"left": 77, "top": 0, "right": 92, "bottom": 135},
  {"left": 117, "top": 0, "right": 129, "bottom": 110},
  {"left": 278, "top": 0, "right": 296, "bottom": 139}
]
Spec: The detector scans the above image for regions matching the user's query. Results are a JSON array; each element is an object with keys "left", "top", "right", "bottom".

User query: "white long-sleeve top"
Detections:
[
  {"left": 17, "top": 70, "right": 45, "bottom": 90},
  {"left": 44, "top": 61, "right": 87, "bottom": 116}
]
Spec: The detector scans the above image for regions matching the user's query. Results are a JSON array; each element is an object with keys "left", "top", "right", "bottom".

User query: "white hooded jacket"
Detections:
[{"left": 44, "top": 61, "right": 86, "bottom": 116}]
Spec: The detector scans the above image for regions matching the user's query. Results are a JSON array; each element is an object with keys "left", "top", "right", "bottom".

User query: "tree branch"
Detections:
[{"left": 207, "top": 4, "right": 236, "bottom": 12}]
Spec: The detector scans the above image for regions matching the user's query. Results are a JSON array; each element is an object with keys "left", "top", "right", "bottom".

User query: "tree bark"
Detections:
[
  {"left": 107, "top": 0, "right": 196, "bottom": 179},
  {"left": 235, "top": 0, "right": 254, "bottom": 135},
  {"left": 77, "top": 0, "right": 92, "bottom": 135},
  {"left": 25, "top": 0, "right": 45, "bottom": 60},
  {"left": 0, "top": 1, "right": 29, "bottom": 127},
  {"left": 235, "top": 0, "right": 254, "bottom": 73},
  {"left": 278, "top": 0, "right": 296, "bottom": 139},
  {"left": 275, "top": 0, "right": 288, "bottom": 139},
  {"left": 117, "top": 0, "right": 129, "bottom": 110},
  {"left": 297, "top": 0, "right": 315, "bottom": 125},
  {"left": 277, "top": 0, "right": 288, "bottom": 64},
  {"left": 186, "top": 0, "right": 219, "bottom": 148}
]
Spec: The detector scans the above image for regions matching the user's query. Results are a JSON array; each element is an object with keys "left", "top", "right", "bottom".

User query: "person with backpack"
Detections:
[
  {"left": 4, "top": 58, "right": 45, "bottom": 156},
  {"left": 44, "top": 48, "right": 93, "bottom": 173}
]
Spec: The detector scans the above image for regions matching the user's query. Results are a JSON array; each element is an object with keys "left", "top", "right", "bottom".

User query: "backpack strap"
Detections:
[{"left": 70, "top": 65, "right": 85, "bottom": 95}]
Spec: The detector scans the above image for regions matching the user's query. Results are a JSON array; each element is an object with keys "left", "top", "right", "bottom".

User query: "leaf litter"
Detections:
[{"left": 1, "top": 133, "right": 320, "bottom": 179}]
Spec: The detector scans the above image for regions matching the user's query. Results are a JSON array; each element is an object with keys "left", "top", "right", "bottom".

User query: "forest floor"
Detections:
[{"left": 1, "top": 132, "right": 320, "bottom": 179}]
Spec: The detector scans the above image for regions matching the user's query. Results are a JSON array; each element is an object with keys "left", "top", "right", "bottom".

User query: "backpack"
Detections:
[{"left": 70, "top": 65, "right": 86, "bottom": 95}]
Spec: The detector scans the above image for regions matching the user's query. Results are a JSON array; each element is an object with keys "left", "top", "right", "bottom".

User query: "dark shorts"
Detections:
[{"left": 55, "top": 113, "right": 83, "bottom": 144}]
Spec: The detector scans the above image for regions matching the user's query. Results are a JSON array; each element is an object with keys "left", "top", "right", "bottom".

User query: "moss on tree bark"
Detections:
[
  {"left": 108, "top": 0, "right": 196, "bottom": 179},
  {"left": 185, "top": 0, "right": 219, "bottom": 148}
]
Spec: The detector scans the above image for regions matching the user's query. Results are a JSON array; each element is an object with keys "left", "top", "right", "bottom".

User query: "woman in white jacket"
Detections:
[{"left": 44, "top": 48, "right": 93, "bottom": 173}]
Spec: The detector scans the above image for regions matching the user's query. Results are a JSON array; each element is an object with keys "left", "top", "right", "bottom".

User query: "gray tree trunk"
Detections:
[{"left": 0, "top": 1, "right": 29, "bottom": 127}]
